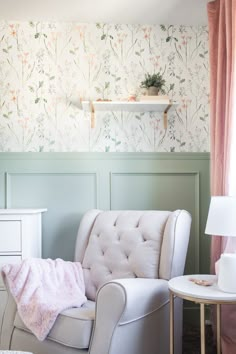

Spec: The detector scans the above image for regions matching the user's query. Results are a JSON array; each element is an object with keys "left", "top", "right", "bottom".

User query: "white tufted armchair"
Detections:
[{"left": 1, "top": 209, "right": 191, "bottom": 354}]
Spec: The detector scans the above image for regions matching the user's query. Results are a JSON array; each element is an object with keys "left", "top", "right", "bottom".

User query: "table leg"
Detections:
[
  {"left": 216, "top": 304, "right": 221, "bottom": 354},
  {"left": 200, "top": 303, "right": 206, "bottom": 354},
  {"left": 170, "top": 291, "right": 174, "bottom": 354}
]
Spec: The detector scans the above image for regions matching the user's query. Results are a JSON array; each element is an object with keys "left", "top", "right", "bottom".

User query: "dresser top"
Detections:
[{"left": 0, "top": 209, "right": 47, "bottom": 215}]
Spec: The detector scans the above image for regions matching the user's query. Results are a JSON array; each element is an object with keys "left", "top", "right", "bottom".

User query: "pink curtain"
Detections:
[{"left": 208, "top": 0, "right": 236, "bottom": 352}]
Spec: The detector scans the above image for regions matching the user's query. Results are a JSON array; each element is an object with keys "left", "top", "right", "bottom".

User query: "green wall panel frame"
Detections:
[
  {"left": 0, "top": 152, "right": 210, "bottom": 275},
  {"left": 5, "top": 172, "right": 98, "bottom": 260},
  {"left": 111, "top": 171, "right": 200, "bottom": 274}
]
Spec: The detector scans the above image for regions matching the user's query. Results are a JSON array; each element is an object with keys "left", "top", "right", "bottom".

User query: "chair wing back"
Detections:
[
  {"left": 75, "top": 209, "right": 191, "bottom": 301},
  {"left": 159, "top": 209, "right": 191, "bottom": 279}
]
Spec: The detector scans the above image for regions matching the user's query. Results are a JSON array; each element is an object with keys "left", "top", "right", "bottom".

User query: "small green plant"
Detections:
[{"left": 140, "top": 72, "right": 166, "bottom": 93}]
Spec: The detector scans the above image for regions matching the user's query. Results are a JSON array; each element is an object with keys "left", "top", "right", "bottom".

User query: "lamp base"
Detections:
[{"left": 218, "top": 253, "right": 236, "bottom": 293}]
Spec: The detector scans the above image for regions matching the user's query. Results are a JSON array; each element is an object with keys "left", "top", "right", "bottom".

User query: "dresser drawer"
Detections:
[
  {"left": 0, "top": 221, "right": 21, "bottom": 252},
  {"left": 0, "top": 255, "right": 22, "bottom": 289}
]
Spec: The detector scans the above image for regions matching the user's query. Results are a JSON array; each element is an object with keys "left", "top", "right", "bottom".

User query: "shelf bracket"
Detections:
[
  {"left": 90, "top": 101, "right": 95, "bottom": 128},
  {"left": 163, "top": 103, "right": 172, "bottom": 129}
]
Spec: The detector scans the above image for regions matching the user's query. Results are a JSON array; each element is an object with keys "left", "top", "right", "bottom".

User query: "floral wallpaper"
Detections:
[{"left": 0, "top": 21, "right": 209, "bottom": 152}]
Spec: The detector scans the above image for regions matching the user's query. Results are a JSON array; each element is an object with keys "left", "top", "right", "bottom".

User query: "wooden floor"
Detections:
[{"left": 183, "top": 324, "right": 217, "bottom": 354}]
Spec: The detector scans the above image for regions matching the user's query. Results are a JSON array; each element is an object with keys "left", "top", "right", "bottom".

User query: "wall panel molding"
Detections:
[
  {"left": 0, "top": 152, "right": 210, "bottom": 274},
  {"left": 5, "top": 172, "right": 98, "bottom": 210},
  {"left": 0, "top": 152, "right": 210, "bottom": 160},
  {"left": 110, "top": 171, "right": 200, "bottom": 274}
]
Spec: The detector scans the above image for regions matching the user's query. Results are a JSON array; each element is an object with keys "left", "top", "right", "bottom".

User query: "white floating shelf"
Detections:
[
  {"left": 82, "top": 100, "right": 178, "bottom": 113},
  {"left": 81, "top": 100, "right": 178, "bottom": 129}
]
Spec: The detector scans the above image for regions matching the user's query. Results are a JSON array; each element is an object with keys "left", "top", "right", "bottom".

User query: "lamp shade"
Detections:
[{"left": 205, "top": 196, "right": 236, "bottom": 237}]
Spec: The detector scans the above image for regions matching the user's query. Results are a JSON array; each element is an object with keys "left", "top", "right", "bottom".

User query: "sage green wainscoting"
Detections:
[{"left": 0, "top": 151, "right": 210, "bottom": 279}]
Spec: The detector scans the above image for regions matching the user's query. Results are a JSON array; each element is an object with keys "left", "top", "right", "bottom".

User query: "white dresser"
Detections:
[{"left": 0, "top": 209, "right": 46, "bottom": 332}]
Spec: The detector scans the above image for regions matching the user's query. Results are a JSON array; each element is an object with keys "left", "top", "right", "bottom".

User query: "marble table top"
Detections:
[{"left": 169, "top": 274, "right": 236, "bottom": 301}]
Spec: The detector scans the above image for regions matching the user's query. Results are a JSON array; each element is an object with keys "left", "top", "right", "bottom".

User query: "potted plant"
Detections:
[{"left": 140, "top": 72, "right": 166, "bottom": 95}]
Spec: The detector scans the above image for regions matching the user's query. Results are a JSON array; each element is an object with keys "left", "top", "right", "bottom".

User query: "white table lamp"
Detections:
[{"left": 205, "top": 196, "right": 236, "bottom": 293}]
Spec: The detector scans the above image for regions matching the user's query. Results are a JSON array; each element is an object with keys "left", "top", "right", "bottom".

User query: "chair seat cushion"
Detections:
[{"left": 14, "top": 300, "right": 95, "bottom": 349}]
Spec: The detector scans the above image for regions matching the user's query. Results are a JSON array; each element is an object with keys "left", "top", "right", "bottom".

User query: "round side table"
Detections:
[{"left": 168, "top": 274, "right": 236, "bottom": 354}]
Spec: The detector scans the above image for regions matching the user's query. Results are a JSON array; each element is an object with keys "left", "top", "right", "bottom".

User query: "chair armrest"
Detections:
[
  {"left": 108, "top": 278, "right": 169, "bottom": 324},
  {"left": 89, "top": 278, "right": 169, "bottom": 354},
  {"left": 0, "top": 281, "right": 17, "bottom": 349}
]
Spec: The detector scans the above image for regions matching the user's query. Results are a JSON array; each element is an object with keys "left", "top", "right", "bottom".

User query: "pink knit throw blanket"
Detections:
[{"left": 1, "top": 258, "right": 87, "bottom": 341}]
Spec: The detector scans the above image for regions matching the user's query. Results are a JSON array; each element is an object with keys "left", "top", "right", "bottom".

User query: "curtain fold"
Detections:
[{"left": 208, "top": 0, "right": 236, "bottom": 352}]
